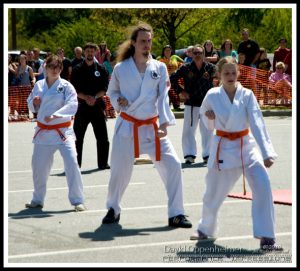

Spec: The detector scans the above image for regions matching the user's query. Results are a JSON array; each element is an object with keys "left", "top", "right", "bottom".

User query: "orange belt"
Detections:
[
  {"left": 120, "top": 112, "right": 160, "bottom": 161},
  {"left": 34, "top": 121, "right": 72, "bottom": 141},
  {"left": 216, "top": 129, "right": 249, "bottom": 195}
]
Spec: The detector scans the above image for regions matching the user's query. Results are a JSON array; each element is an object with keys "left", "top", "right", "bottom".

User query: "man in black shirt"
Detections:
[
  {"left": 71, "top": 42, "right": 110, "bottom": 170},
  {"left": 170, "top": 45, "right": 215, "bottom": 165},
  {"left": 237, "top": 28, "right": 260, "bottom": 67}
]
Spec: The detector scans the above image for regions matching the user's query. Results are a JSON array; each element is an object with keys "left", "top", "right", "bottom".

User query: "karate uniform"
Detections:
[
  {"left": 197, "top": 84, "right": 278, "bottom": 239},
  {"left": 27, "top": 77, "right": 84, "bottom": 206},
  {"left": 106, "top": 57, "right": 185, "bottom": 218}
]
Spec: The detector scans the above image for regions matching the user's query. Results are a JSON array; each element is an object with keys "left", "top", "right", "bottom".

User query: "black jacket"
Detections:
[{"left": 170, "top": 61, "right": 215, "bottom": 107}]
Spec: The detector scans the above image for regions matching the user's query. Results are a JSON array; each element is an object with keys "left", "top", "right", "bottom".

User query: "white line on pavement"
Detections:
[
  {"left": 8, "top": 200, "right": 250, "bottom": 219},
  {"left": 8, "top": 168, "right": 64, "bottom": 174},
  {"left": 8, "top": 182, "right": 145, "bottom": 193},
  {"left": 8, "top": 232, "right": 291, "bottom": 259}
]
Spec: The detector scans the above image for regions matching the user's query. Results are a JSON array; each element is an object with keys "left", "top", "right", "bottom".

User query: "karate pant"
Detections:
[
  {"left": 182, "top": 105, "right": 213, "bottom": 159},
  {"left": 31, "top": 141, "right": 84, "bottom": 206},
  {"left": 197, "top": 161, "right": 275, "bottom": 239},
  {"left": 106, "top": 132, "right": 185, "bottom": 218}
]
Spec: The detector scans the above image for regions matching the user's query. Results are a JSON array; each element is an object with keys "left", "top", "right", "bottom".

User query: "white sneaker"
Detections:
[
  {"left": 185, "top": 157, "right": 195, "bottom": 164},
  {"left": 74, "top": 204, "right": 86, "bottom": 212},
  {"left": 25, "top": 201, "right": 43, "bottom": 208}
]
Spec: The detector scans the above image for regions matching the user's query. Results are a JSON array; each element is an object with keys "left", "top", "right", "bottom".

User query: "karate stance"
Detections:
[
  {"left": 190, "top": 56, "right": 282, "bottom": 251},
  {"left": 26, "top": 55, "right": 86, "bottom": 211},
  {"left": 102, "top": 22, "right": 192, "bottom": 228}
]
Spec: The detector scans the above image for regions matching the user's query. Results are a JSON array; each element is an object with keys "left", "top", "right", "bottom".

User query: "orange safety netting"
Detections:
[
  {"left": 238, "top": 65, "right": 292, "bottom": 107},
  {"left": 8, "top": 86, "right": 116, "bottom": 122},
  {"left": 8, "top": 85, "right": 32, "bottom": 121},
  {"left": 8, "top": 66, "right": 292, "bottom": 122}
]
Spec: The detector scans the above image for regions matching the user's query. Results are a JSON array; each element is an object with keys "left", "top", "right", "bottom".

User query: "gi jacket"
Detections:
[
  {"left": 27, "top": 77, "right": 78, "bottom": 144},
  {"left": 108, "top": 57, "right": 175, "bottom": 139},
  {"left": 200, "top": 84, "right": 278, "bottom": 170}
]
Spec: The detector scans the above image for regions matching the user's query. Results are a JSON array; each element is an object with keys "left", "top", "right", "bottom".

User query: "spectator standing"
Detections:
[
  {"left": 203, "top": 40, "right": 219, "bottom": 64},
  {"left": 71, "top": 46, "right": 84, "bottom": 68},
  {"left": 8, "top": 54, "right": 18, "bottom": 118},
  {"left": 26, "top": 50, "right": 35, "bottom": 70},
  {"left": 272, "top": 38, "right": 290, "bottom": 72},
  {"left": 57, "top": 48, "right": 72, "bottom": 81},
  {"left": 218, "top": 39, "right": 238, "bottom": 62},
  {"left": 15, "top": 54, "right": 36, "bottom": 87},
  {"left": 157, "top": 45, "right": 184, "bottom": 111},
  {"left": 32, "top": 47, "right": 44, "bottom": 81},
  {"left": 96, "top": 41, "right": 111, "bottom": 64},
  {"left": 170, "top": 45, "right": 215, "bottom": 164},
  {"left": 96, "top": 42, "right": 113, "bottom": 76},
  {"left": 237, "top": 28, "right": 260, "bottom": 67},
  {"left": 71, "top": 42, "right": 110, "bottom": 170},
  {"left": 8, "top": 54, "right": 17, "bottom": 86},
  {"left": 283, "top": 49, "right": 292, "bottom": 77}
]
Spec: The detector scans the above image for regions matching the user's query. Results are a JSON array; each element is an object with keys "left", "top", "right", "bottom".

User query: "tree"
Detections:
[
  {"left": 135, "top": 8, "right": 222, "bottom": 51},
  {"left": 7, "top": 7, "right": 292, "bottom": 58}
]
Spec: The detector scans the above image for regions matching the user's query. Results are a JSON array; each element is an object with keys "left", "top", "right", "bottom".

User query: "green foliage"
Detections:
[
  {"left": 20, "top": 9, "right": 93, "bottom": 36},
  {"left": 8, "top": 7, "right": 292, "bottom": 57}
]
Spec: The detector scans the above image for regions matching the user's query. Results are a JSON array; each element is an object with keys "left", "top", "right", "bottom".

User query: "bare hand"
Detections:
[
  {"left": 205, "top": 110, "right": 215, "bottom": 120},
  {"left": 97, "top": 90, "right": 106, "bottom": 98},
  {"left": 264, "top": 158, "right": 274, "bottom": 168},
  {"left": 180, "top": 91, "right": 189, "bottom": 101},
  {"left": 117, "top": 97, "right": 128, "bottom": 107},
  {"left": 33, "top": 96, "right": 41, "bottom": 107},
  {"left": 85, "top": 95, "right": 96, "bottom": 106},
  {"left": 44, "top": 115, "right": 57, "bottom": 123},
  {"left": 157, "top": 123, "right": 168, "bottom": 138}
]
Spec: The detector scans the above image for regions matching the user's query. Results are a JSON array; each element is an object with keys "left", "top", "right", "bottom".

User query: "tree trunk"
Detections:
[{"left": 11, "top": 9, "right": 17, "bottom": 49}]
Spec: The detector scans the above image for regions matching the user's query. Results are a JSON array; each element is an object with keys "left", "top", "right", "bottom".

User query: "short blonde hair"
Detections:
[
  {"left": 276, "top": 61, "right": 285, "bottom": 70},
  {"left": 216, "top": 56, "right": 238, "bottom": 73}
]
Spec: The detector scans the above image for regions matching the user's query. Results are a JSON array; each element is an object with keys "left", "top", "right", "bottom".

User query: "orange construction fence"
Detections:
[
  {"left": 8, "top": 85, "right": 116, "bottom": 122},
  {"left": 238, "top": 64, "right": 292, "bottom": 107},
  {"left": 8, "top": 65, "right": 292, "bottom": 122}
]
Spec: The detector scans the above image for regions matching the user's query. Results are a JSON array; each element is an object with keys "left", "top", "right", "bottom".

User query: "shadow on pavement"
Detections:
[
  {"left": 181, "top": 162, "right": 207, "bottom": 169},
  {"left": 8, "top": 208, "right": 75, "bottom": 219},
  {"left": 79, "top": 223, "right": 177, "bottom": 241},
  {"left": 50, "top": 168, "right": 110, "bottom": 176}
]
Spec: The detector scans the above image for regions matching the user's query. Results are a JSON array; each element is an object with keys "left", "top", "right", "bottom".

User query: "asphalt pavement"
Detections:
[{"left": 5, "top": 115, "right": 294, "bottom": 267}]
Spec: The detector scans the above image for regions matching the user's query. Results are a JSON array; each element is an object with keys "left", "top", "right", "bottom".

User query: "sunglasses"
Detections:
[
  {"left": 47, "top": 63, "right": 61, "bottom": 69},
  {"left": 193, "top": 51, "right": 203, "bottom": 55}
]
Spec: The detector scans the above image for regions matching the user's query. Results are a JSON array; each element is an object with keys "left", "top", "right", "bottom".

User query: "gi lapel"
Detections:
[
  {"left": 127, "top": 59, "right": 157, "bottom": 114},
  {"left": 224, "top": 85, "right": 242, "bottom": 130}
]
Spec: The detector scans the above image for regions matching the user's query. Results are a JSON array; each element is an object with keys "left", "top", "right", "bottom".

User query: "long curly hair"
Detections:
[{"left": 116, "top": 22, "right": 153, "bottom": 63}]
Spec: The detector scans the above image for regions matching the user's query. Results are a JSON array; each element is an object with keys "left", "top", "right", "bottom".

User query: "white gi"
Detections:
[
  {"left": 27, "top": 77, "right": 84, "bottom": 206},
  {"left": 107, "top": 57, "right": 185, "bottom": 218},
  {"left": 197, "top": 84, "right": 278, "bottom": 239}
]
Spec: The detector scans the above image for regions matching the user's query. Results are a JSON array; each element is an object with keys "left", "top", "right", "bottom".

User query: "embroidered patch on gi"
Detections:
[
  {"left": 151, "top": 71, "right": 160, "bottom": 79},
  {"left": 218, "top": 160, "right": 223, "bottom": 163},
  {"left": 95, "top": 71, "right": 100, "bottom": 77},
  {"left": 202, "top": 71, "right": 210, "bottom": 79},
  {"left": 56, "top": 85, "right": 64, "bottom": 93}
]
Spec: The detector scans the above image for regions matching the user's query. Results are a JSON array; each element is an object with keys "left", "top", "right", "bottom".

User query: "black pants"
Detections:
[{"left": 73, "top": 103, "right": 109, "bottom": 168}]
